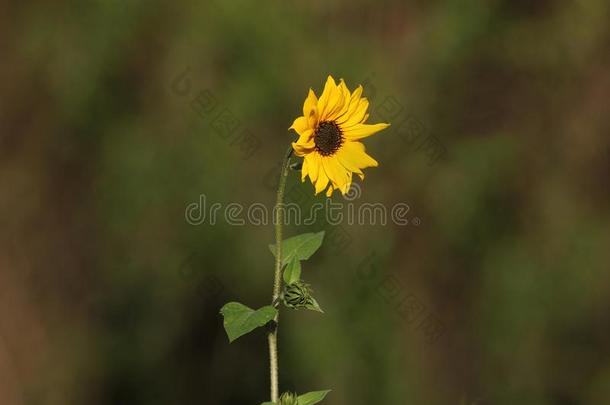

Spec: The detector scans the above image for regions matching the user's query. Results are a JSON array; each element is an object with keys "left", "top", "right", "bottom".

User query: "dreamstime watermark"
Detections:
[
  {"left": 177, "top": 252, "right": 232, "bottom": 302},
  {"left": 184, "top": 185, "right": 419, "bottom": 227},
  {"left": 170, "top": 66, "right": 261, "bottom": 160},
  {"left": 361, "top": 72, "right": 448, "bottom": 166},
  {"left": 355, "top": 251, "right": 445, "bottom": 344}
]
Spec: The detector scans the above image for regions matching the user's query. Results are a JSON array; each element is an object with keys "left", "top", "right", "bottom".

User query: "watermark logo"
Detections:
[
  {"left": 184, "top": 193, "right": 421, "bottom": 227},
  {"left": 170, "top": 66, "right": 261, "bottom": 160},
  {"left": 342, "top": 183, "right": 362, "bottom": 201},
  {"left": 361, "top": 72, "right": 448, "bottom": 166},
  {"left": 355, "top": 251, "right": 445, "bottom": 344}
]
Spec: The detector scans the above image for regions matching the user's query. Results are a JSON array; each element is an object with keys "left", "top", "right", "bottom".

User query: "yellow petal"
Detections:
[
  {"left": 308, "top": 109, "right": 319, "bottom": 128},
  {"left": 294, "top": 128, "right": 314, "bottom": 146},
  {"left": 325, "top": 79, "right": 349, "bottom": 121},
  {"left": 326, "top": 184, "right": 334, "bottom": 197},
  {"left": 303, "top": 89, "right": 318, "bottom": 117},
  {"left": 303, "top": 89, "right": 319, "bottom": 128},
  {"left": 341, "top": 172, "right": 353, "bottom": 195},
  {"left": 336, "top": 146, "right": 364, "bottom": 177},
  {"left": 314, "top": 166, "right": 329, "bottom": 194},
  {"left": 338, "top": 97, "right": 369, "bottom": 126},
  {"left": 292, "top": 141, "right": 314, "bottom": 157},
  {"left": 322, "top": 156, "right": 349, "bottom": 192},
  {"left": 339, "top": 141, "right": 379, "bottom": 168},
  {"left": 289, "top": 116, "right": 310, "bottom": 135},
  {"left": 301, "top": 156, "right": 309, "bottom": 182},
  {"left": 317, "top": 75, "right": 340, "bottom": 121},
  {"left": 306, "top": 152, "right": 320, "bottom": 183},
  {"left": 336, "top": 85, "right": 363, "bottom": 122},
  {"left": 334, "top": 80, "right": 352, "bottom": 118},
  {"left": 343, "top": 123, "right": 390, "bottom": 140}
]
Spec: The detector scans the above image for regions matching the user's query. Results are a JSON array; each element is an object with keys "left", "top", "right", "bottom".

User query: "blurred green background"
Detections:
[{"left": 2, "top": 0, "right": 610, "bottom": 404}]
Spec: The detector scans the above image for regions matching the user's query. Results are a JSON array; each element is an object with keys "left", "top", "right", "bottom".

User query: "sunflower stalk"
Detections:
[{"left": 268, "top": 145, "right": 293, "bottom": 402}]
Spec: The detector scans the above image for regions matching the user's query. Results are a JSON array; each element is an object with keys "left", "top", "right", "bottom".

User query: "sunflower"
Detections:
[{"left": 290, "top": 75, "right": 390, "bottom": 197}]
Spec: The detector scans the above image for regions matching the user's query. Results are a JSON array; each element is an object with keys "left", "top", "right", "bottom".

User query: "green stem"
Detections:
[{"left": 269, "top": 146, "right": 293, "bottom": 402}]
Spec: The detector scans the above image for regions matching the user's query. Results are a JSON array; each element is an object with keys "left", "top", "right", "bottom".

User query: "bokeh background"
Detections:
[{"left": 2, "top": 0, "right": 610, "bottom": 404}]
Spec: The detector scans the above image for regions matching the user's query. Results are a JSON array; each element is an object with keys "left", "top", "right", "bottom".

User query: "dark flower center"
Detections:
[{"left": 314, "top": 121, "right": 343, "bottom": 156}]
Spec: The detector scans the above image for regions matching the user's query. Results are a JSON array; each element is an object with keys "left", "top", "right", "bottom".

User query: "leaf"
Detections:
[
  {"left": 304, "top": 297, "right": 324, "bottom": 313},
  {"left": 269, "top": 231, "right": 325, "bottom": 265},
  {"left": 283, "top": 257, "right": 302, "bottom": 285},
  {"left": 220, "top": 302, "right": 277, "bottom": 343},
  {"left": 298, "top": 390, "right": 331, "bottom": 405}
]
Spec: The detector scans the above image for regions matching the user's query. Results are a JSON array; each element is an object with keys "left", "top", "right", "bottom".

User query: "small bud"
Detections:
[
  {"left": 283, "top": 281, "right": 324, "bottom": 312},
  {"left": 283, "top": 281, "right": 313, "bottom": 309},
  {"left": 279, "top": 391, "right": 299, "bottom": 405}
]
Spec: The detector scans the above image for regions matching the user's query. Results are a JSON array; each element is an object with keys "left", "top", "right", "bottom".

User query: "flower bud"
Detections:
[
  {"left": 283, "top": 281, "right": 313, "bottom": 309},
  {"left": 278, "top": 391, "right": 299, "bottom": 405}
]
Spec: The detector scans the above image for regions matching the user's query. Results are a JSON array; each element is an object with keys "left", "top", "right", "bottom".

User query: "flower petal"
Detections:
[
  {"left": 336, "top": 85, "right": 363, "bottom": 122},
  {"left": 336, "top": 146, "right": 364, "bottom": 177},
  {"left": 306, "top": 152, "right": 320, "bottom": 183},
  {"left": 343, "top": 123, "right": 390, "bottom": 140},
  {"left": 301, "top": 156, "right": 309, "bottom": 182},
  {"left": 325, "top": 79, "right": 349, "bottom": 121},
  {"left": 303, "top": 89, "right": 318, "bottom": 117},
  {"left": 314, "top": 165, "right": 330, "bottom": 194},
  {"left": 339, "top": 141, "right": 379, "bottom": 169},
  {"left": 289, "top": 116, "right": 310, "bottom": 135},
  {"left": 294, "top": 128, "right": 314, "bottom": 146},
  {"left": 338, "top": 97, "right": 369, "bottom": 126},
  {"left": 317, "top": 75, "right": 341, "bottom": 121},
  {"left": 341, "top": 172, "right": 353, "bottom": 194},
  {"left": 292, "top": 142, "right": 313, "bottom": 156},
  {"left": 322, "top": 156, "right": 350, "bottom": 192},
  {"left": 335, "top": 80, "right": 352, "bottom": 118}
]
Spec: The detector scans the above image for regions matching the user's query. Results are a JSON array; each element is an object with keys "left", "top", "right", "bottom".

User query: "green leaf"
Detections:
[
  {"left": 269, "top": 231, "right": 325, "bottom": 265},
  {"left": 220, "top": 302, "right": 277, "bottom": 343},
  {"left": 283, "top": 257, "right": 302, "bottom": 285},
  {"left": 304, "top": 297, "right": 324, "bottom": 313},
  {"left": 298, "top": 390, "right": 331, "bottom": 405},
  {"left": 260, "top": 390, "right": 330, "bottom": 405}
]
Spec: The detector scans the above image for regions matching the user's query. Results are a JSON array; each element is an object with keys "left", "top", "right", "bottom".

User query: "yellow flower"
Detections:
[{"left": 290, "top": 75, "right": 390, "bottom": 197}]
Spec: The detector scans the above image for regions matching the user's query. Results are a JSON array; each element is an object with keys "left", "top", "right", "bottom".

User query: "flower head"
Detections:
[{"left": 290, "top": 75, "right": 390, "bottom": 196}]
